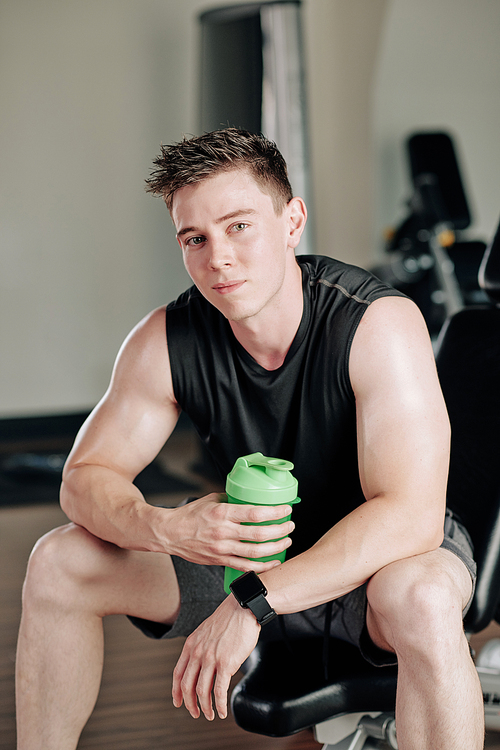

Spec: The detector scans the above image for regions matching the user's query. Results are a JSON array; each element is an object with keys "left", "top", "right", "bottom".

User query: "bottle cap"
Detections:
[{"left": 226, "top": 452, "right": 299, "bottom": 504}]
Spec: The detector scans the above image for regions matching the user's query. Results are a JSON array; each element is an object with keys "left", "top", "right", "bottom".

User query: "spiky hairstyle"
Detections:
[{"left": 145, "top": 128, "right": 293, "bottom": 213}]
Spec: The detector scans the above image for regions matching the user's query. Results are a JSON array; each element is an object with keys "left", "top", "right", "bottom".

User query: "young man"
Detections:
[{"left": 16, "top": 129, "right": 483, "bottom": 749}]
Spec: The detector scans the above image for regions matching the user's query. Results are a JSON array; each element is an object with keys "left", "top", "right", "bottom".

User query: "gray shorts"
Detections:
[{"left": 128, "top": 508, "right": 476, "bottom": 667}]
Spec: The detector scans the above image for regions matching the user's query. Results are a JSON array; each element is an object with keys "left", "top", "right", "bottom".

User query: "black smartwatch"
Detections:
[{"left": 229, "top": 571, "right": 277, "bottom": 626}]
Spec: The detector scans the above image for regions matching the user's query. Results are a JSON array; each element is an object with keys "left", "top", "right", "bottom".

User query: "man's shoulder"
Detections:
[
  {"left": 297, "top": 254, "right": 406, "bottom": 305},
  {"left": 123, "top": 305, "right": 169, "bottom": 354},
  {"left": 296, "top": 253, "right": 345, "bottom": 277}
]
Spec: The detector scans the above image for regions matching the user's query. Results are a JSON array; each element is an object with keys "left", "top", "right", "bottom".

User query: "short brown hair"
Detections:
[{"left": 145, "top": 128, "right": 293, "bottom": 213}]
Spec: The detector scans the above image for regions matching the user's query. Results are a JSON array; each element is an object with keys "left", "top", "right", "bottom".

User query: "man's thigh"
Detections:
[{"left": 38, "top": 522, "right": 182, "bottom": 626}]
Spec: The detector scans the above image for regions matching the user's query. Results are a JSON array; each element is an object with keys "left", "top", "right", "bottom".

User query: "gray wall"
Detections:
[{"left": 1, "top": 0, "right": 499, "bottom": 418}]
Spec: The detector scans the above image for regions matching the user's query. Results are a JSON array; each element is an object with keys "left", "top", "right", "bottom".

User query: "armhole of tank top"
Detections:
[
  {"left": 165, "top": 305, "right": 181, "bottom": 406},
  {"left": 344, "top": 301, "right": 371, "bottom": 401}
]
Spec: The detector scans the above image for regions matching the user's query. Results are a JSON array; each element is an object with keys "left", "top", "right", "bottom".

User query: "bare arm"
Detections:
[
  {"left": 61, "top": 306, "right": 294, "bottom": 563},
  {"left": 60, "top": 306, "right": 181, "bottom": 549}
]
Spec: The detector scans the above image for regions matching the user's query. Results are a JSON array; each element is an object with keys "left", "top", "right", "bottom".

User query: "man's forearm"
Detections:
[
  {"left": 260, "top": 494, "right": 445, "bottom": 615},
  {"left": 60, "top": 464, "right": 168, "bottom": 552}
]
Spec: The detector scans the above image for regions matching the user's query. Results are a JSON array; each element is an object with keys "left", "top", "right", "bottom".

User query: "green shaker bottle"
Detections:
[{"left": 223, "top": 452, "right": 300, "bottom": 594}]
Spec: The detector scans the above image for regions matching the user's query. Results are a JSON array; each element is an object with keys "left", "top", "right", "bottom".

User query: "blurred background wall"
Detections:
[{"left": 1, "top": 0, "right": 499, "bottom": 419}]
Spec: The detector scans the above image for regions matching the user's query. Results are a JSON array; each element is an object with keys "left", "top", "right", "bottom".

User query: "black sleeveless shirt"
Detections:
[{"left": 166, "top": 255, "right": 406, "bottom": 558}]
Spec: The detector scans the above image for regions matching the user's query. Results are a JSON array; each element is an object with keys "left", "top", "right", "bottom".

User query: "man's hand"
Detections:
[
  {"left": 163, "top": 493, "right": 294, "bottom": 572},
  {"left": 172, "top": 594, "right": 260, "bottom": 720}
]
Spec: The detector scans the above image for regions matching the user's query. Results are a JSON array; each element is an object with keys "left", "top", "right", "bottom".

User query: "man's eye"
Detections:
[
  {"left": 186, "top": 236, "right": 205, "bottom": 246},
  {"left": 233, "top": 223, "right": 248, "bottom": 232}
]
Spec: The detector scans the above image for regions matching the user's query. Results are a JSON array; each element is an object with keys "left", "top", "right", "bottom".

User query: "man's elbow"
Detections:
[
  {"left": 428, "top": 525, "right": 445, "bottom": 552},
  {"left": 419, "top": 510, "right": 446, "bottom": 554},
  {"left": 59, "top": 478, "right": 75, "bottom": 519},
  {"left": 59, "top": 463, "right": 82, "bottom": 520}
]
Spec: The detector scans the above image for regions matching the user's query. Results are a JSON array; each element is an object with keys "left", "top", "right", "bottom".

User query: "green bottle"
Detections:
[{"left": 224, "top": 452, "right": 301, "bottom": 594}]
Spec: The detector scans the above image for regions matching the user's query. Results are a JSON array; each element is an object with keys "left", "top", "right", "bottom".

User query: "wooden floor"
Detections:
[{"left": 1, "top": 428, "right": 500, "bottom": 748}]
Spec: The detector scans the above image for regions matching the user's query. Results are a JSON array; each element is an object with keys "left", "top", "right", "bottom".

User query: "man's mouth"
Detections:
[{"left": 212, "top": 280, "right": 246, "bottom": 295}]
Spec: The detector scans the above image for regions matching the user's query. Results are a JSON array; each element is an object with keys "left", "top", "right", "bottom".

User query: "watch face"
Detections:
[{"left": 231, "top": 572, "right": 265, "bottom": 602}]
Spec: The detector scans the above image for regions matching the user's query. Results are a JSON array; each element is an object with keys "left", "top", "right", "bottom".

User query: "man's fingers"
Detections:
[
  {"left": 235, "top": 536, "right": 292, "bottom": 561},
  {"left": 173, "top": 652, "right": 229, "bottom": 722},
  {"left": 173, "top": 650, "right": 201, "bottom": 719},
  {"left": 172, "top": 651, "right": 188, "bottom": 708},
  {"left": 196, "top": 666, "right": 216, "bottom": 721},
  {"left": 221, "top": 534, "right": 292, "bottom": 570},
  {"left": 237, "top": 519, "right": 295, "bottom": 542},
  {"left": 231, "top": 504, "right": 293, "bottom": 524},
  {"left": 170, "top": 497, "right": 295, "bottom": 567},
  {"left": 181, "top": 665, "right": 203, "bottom": 719},
  {"left": 214, "top": 669, "right": 232, "bottom": 720}
]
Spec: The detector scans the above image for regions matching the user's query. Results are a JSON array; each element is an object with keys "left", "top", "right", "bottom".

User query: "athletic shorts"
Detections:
[{"left": 128, "top": 508, "right": 476, "bottom": 667}]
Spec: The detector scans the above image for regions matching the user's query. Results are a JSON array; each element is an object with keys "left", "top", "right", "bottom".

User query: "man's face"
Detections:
[{"left": 171, "top": 169, "right": 299, "bottom": 325}]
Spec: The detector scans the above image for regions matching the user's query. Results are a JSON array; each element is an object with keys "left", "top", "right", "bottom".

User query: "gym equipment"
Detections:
[
  {"left": 230, "top": 215, "right": 500, "bottom": 748},
  {"left": 373, "top": 131, "right": 488, "bottom": 336}
]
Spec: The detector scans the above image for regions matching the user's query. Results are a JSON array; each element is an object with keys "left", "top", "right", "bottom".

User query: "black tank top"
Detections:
[{"left": 166, "top": 255, "right": 406, "bottom": 557}]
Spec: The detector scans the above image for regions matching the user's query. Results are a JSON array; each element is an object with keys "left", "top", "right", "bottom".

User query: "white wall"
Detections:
[
  {"left": 1, "top": 0, "right": 499, "bottom": 418},
  {"left": 0, "top": 0, "right": 195, "bottom": 417},
  {"left": 304, "top": 0, "right": 389, "bottom": 267},
  {"left": 372, "top": 0, "right": 500, "bottom": 255}
]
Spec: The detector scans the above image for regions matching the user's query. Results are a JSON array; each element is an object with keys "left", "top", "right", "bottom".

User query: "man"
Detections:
[{"left": 16, "top": 129, "right": 483, "bottom": 749}]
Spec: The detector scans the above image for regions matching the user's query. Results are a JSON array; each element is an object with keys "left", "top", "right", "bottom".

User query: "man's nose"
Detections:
[{"left": 208, "top": 239, "right": 233, "bottom": 269}]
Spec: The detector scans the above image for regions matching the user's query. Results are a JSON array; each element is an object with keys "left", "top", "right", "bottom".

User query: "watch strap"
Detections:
[{"left": 246, "top": 592, "right": 277, "bottom": 626}]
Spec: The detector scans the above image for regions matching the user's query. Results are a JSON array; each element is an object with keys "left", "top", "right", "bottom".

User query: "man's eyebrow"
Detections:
[
  {"left": 216, "top": 208, "right": 257, "bottom": 224},
  {"left": 176, "top": 208, "right": 257, "bottom": 238}
]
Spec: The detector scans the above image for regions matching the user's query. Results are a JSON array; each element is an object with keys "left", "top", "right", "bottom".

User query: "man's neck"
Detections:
[{"left": 229, "top": 260, "right": 304, "bottom": 371}]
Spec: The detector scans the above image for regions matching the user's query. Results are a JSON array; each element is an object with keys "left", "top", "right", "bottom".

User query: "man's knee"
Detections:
[
  {"left": 366, "top": 550, "right": 470, "bottom": 656},
  {"left": 23, "top": 523, "right": 118, "bottom": 608}
]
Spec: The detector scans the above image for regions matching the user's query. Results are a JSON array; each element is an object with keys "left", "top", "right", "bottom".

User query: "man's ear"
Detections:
[{"left": 287, "top": 197, "right": 307, "bottom": 249}]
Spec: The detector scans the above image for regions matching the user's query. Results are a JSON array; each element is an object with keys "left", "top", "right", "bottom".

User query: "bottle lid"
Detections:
[{"left": 226, "top": 452, "right": 300, "bottom": 504}]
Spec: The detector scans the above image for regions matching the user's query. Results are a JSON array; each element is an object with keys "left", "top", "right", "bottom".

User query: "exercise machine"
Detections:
[{"left": 372, "top": 131, "right": 488, "bottom": 338}]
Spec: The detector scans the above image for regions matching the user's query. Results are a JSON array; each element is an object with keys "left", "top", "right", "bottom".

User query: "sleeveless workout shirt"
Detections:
[{"left": 166, "top": 255, "right": 406, "bottom": 558}]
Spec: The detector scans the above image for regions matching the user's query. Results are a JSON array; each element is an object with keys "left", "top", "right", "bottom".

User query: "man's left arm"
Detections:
[
  {"left": 172, "top": 296, "right": 450, "bottom": 719},
  {"left": 263, "top": 296, "right": 449, "bottom": 608}
]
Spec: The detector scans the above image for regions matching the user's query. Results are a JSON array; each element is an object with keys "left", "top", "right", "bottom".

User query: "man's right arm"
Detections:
[
  {"left": 60, "top": 306, "right": 182, "bottom": 551},
  {"left": 60, "top": 306, "right": 294, "bottom": 567}
]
